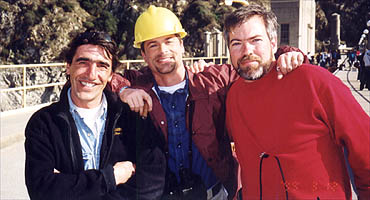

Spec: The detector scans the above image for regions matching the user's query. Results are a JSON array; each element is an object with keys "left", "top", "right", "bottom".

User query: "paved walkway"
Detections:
[
  {"left": 0, "top": 103, "right": 51, "bottom": 149},
  {"left": 333, "top": 68, "right": 370, "bottom": 115}
]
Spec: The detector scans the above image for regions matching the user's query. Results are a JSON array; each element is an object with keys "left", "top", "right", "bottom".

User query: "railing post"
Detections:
[
  {"left": 126, "top": 62, "right": 130, "bottom": 70},
  {"left": 23, "top": 66, "right": 26, "bottom": 108}
]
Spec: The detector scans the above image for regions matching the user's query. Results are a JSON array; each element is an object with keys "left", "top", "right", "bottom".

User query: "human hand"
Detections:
[
  {"left": 276, "top": 51, "right": 304, "bottom": 79},
  {"left": 113, "top": 161, "right": 135, "bottom": 185},
  {"left": 119, "top": 88, "right": 152, "bottom": 118},
  {"left": 186, "top": 59, "right": 213, "bottom": 73}
]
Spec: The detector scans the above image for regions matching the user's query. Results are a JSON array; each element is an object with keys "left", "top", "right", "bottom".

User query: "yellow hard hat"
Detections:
[{"left": 133, "top": 5, "right": 187, "bottom": 48}]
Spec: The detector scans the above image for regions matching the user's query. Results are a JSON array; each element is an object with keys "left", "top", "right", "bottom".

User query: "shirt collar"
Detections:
[
  {"left": 153, "top": 72, "right": 189, "bottom": 96},
  {"left": 67, "top": 88, "right": 107, "bottom": 119}
]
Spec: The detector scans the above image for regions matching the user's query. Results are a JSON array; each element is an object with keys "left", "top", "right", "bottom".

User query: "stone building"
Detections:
[{"left": 271, "top": 0, "right": 316, "bottom": 54}]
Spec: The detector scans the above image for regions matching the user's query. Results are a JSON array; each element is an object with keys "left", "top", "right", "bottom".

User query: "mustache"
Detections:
[
  {"left": 238, "top": 54, "right": 262, "bottom": 64},
  {"left": 154, "top": 53, "right": 172, "bottom": 60}
]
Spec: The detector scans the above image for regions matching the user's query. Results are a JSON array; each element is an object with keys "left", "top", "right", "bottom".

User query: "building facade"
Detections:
[{"left": 271, "top": 0, "right": 316, "bottom": 54}]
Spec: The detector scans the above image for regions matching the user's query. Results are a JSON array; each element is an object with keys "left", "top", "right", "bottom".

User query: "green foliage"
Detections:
[
  {"left": 79, "top": 0, "right": 106, "bottom": 16},
  {"left": 0, "top": 1, "right": 10, "bottom": 11},
  {"left": 23, "top": 10, "right": 40, "bottom": 26},
  {"left": 181, "top": 0, "right": 220, "bottom": 56},
  {"left": 83, "top": 21, "right": 95, "bottom": 29},
  {"left": 38, "top": 5, "right": 51, "bottom": 16},
  {"left": 94, "top": 10, "right": 118, "bottom": 35},
  {"left": 316, "top": 0, "right": 370, "bottom": 47},
  {"left": 57, "top": 1, "right": 75, "bottom": 12},
  {"left": 1, "top": 48, "right": 9, "bottom": 57}
]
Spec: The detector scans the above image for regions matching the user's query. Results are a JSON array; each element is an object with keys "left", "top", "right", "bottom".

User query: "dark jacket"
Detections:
[{"left": 25, "top": 84, "right": 166, "bottom": 200}]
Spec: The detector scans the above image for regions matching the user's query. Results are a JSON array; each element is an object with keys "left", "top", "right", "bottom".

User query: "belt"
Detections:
[{"left": 206, "top": 182, "right": 222, "bottom": 199}]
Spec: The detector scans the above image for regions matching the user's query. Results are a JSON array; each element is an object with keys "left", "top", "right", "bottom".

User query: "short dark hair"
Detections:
[
  {"left": 64, "top": 31, "right": 120, "bottom": 72},
  {"left": 223, "top": 4, "right": 279, "bottom": 47}
]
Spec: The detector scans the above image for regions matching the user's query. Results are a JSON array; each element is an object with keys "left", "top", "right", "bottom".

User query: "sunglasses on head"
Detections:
[{"left": 78, "top": 31, "right": 113, "bottom": 44}]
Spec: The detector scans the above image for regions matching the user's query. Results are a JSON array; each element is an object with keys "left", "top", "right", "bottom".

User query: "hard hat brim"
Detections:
[{"left": 133, "top": 31, "right": 187, "bottom": 48}]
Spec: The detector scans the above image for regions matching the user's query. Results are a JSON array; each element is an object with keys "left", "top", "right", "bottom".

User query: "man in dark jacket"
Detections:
[{"left": 24, "top": 31, "right": 166, "bottom": 200}]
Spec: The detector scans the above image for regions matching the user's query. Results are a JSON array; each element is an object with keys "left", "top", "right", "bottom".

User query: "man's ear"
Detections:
[
  {"left": 180, "top": 39, "right": 185, "bottom": 54},
  {"left": 271, "top": 36, "right": 278, "bottom": 54},
  {"left": 108, "top": 72, "right": 113, "bottom": 82},
  {"left": 141, "top": 50, "right": 147, "bottom": 62},
  {"left": 66, "top": 63, "right": 71, "bottom": 75}
]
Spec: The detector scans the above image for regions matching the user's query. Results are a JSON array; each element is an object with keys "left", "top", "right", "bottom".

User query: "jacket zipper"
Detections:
[
  {"left": 101, "top": 112, "right": 121, "bottom": 168},
  {"left": 58, "top": 113, "right": 79, "bottom": 172}
]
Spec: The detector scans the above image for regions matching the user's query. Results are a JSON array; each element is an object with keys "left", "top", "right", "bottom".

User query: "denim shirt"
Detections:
[
  {"left": 68, "top": 89, "right": 107, "bottom": 170},
  {"left": 154, "top": 78, "right": 218, "bottom": 189}
]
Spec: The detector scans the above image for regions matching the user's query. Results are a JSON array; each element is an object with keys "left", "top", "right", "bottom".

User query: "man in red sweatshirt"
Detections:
[{"left": 225, "top": 4, "right": 370, "bottom": 200}]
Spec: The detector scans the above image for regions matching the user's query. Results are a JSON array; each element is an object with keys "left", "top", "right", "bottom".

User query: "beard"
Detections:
[
  {"left": 235, "top": 53, "right": 273, "bottom": 80},
  {"left": 153, "top": 54, "right": 177, "bottom": 74}
]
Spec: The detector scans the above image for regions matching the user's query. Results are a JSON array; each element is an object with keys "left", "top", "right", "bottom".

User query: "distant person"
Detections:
[
  {"left": 356, "top": 50, "right": 365, "bottom": 81},
  {"left": 361, "top": 48, "right": 370, "bottom": 90},
  {"left": 319, "top": 52, "right": 327, "bottom": 68},
  {"left": 315, "top": 53, "right": 320, "bottom": 65},
  {"left": 307, "top": 52, "right": 313, "bottom": 64},
  {"left": 331, "top": 49, "right": 340, "bottom": 69},
  {"left": 347, "top": 50, "right": 356, "bottom": 67},
  {"left": 24, "top": 30, "right": 166, "bottom": 200},
  {"left": 224, "top": 4, "right": 370, "bottom": 199}
]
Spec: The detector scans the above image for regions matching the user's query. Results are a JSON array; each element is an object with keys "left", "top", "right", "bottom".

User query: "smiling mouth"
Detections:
[
  {"left": 80, "top": 81, "right": 96, "bottom": 87},
  {"left": 157, "top": 57, "right": 173, "bottom": 63}
]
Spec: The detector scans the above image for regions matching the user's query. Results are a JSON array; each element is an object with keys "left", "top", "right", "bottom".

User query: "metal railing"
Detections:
[{"left": 0, "top": 56, "right": 229, "bottom": 112}]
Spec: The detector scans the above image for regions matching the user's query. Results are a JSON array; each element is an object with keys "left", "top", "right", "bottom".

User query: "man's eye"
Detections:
[
  {"left": 78, "top": 61, "right": 87, "bottom": 65},
  {"left": 148, "top": 44, "right": 157, "bottom": 48},
  {"left": 231, "top": 42, "right": 241, "bottom": 47},
  {"left": 99, "top": 65, "right": 109, "bottom": 69}
]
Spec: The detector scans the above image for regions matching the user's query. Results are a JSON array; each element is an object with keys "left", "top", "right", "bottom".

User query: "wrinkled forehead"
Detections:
[{"left": 74, "top": 44, "right": 113, "bottom": 66}]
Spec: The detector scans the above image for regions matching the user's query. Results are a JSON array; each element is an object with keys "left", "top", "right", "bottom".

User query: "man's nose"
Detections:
[
  {"left": 86, "top": 63, "right": 97, "bottom": 79},
  {"left": 159, "top": 43, "right": 170, "bottom": 53},
  {"left": 241, "top": 42, "right": 253, "bottom": 55}
]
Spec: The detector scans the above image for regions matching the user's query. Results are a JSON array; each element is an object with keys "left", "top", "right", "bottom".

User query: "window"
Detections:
[{"left": 280, "top": 24, "right": 289, "bottom": 44}]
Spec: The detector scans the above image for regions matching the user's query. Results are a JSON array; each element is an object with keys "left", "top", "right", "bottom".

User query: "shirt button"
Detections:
[
  {"left": 171, "top": 104, "right": 175, "bottom": 109},
  {"left": 192, "top": 131, "right": 196, "bottom": 135},
  {"left": 87, "top": 133, "right": 91, "bottom": 137},
  {"left": 175, "top": 123, "right": 179, "bottom": 128},
  {"left": 177, "top": 143, "right": 182, "bottom": 148},
  {"left": 160, "top": 121, "right": 165, "bottom": 125}
]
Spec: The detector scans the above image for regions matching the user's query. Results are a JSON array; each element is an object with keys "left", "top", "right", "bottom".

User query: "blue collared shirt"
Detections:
[
  {"left": 68, "top": 89, "right": 107, "bottom": 170},
  {"left": 154, "top": 78, "right": 218, "bottom": 189}
]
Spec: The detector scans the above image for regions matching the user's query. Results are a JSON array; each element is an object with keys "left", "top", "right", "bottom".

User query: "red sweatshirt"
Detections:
[{"left": 226, "top": 63, "right": 370, "bottom": 199}]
